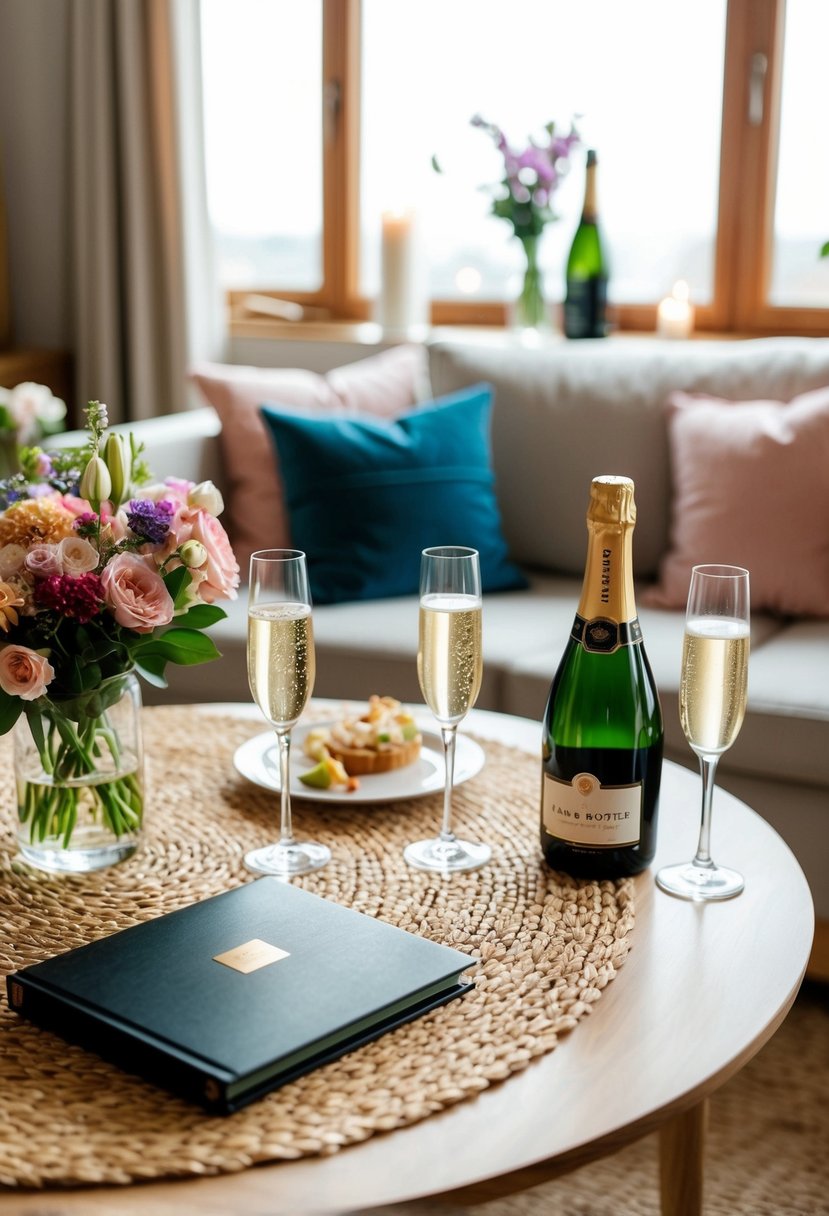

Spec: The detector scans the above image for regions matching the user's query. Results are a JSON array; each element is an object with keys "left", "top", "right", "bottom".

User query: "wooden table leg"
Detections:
[{"left": 659, "top": 1099, "right": 708, "bottom": 1216}]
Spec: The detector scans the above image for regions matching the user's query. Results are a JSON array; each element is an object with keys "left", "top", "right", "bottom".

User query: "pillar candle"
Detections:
[
  {"left": 656, "top": 280, "right": 695, "bottom": 339},
  {"left": 378, "top": 211, "right": 422, "bottom": 333}
]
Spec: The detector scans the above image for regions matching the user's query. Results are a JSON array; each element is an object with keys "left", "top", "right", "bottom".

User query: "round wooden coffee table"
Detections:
[{"left": 0, "top": 704, "right": 813, "bottom": 1216}]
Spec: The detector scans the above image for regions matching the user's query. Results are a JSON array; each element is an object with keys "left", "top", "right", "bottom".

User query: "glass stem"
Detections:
[
  {"left": 693, "top": 754, "right": 718, "bottom": 870},
  {"left": 276, "top": 728, "right": 295, "bottom": 847},
  {"left": 439, "top": 725, "right": 458, "bottom": 844}
]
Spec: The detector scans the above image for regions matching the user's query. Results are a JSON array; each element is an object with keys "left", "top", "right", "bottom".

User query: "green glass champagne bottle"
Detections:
[
  {"left": 563, "top": 149, "right": 609, "bottom": 338},
  {"left": 540, "top": 476, "right": 664, "bottom": 878}
]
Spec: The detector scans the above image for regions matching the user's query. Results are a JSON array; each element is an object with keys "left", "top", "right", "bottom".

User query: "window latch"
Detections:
[
  {"left": 324, "top": 79, "right": 341, "bottom": 142},
  {"left": 748, "top": 52, "right": 768, "bottom": 126}
]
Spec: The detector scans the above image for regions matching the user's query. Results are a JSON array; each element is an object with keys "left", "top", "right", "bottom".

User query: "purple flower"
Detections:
[
  {"left": 517, "top": 145, "right": 555, "bottom": 186},
  {"left": 126, "top": 498, "right": 175, "bottom": 545},
  {"left": 470, "top": 114, "right": 581, "bottom": 239}
]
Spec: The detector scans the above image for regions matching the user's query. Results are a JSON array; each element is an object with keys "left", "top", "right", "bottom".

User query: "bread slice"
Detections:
[{"left": 327, "top": 735, "right": 421, "bottom": 776}]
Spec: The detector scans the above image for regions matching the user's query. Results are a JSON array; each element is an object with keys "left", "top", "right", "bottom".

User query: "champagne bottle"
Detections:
[
  {"left": 563, "top": 149, "right": 609, "bottom": 338},
  {"left": 540, "top": 476, "right": 663, "bottom": 878}
]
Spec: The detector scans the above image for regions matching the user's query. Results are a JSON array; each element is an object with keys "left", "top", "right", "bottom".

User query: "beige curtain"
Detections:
[{"left": 69, "top": 0, "right": 223, "bottom": 423}]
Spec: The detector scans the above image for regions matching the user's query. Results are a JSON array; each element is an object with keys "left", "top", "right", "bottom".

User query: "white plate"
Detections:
[{"left": 233, "top": 718, "right": 486, "bottom": 805}]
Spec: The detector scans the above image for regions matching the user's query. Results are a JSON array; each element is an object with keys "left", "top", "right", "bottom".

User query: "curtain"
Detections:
[{"left": 69, "top": 0, "right": 224, "bottom": 424}]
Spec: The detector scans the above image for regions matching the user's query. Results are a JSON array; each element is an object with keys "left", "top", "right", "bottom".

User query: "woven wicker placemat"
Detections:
[{"left": 0, "top": 705, "right": 634, "bottom": 1189}]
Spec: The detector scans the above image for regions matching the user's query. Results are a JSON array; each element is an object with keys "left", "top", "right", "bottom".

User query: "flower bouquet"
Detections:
[
  {"left": 0, "top": 381, "right": 66, "bottom": 478},
  {"left": 469, "top": 114, "right": 580, "bottom": 328},
  {"left": 0, "top": 401, "right": 240, "bottom": 871}
]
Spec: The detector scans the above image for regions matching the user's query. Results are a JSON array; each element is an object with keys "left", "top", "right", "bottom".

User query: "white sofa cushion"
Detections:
[{"left": 428, "top": 336, "right": 829, "bottom": 580}]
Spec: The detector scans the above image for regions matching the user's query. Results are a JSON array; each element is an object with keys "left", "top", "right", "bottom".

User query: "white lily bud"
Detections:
[
  {"left": 179, "top": 540, "right": 207, "bottom": 569},
  {"left": 103, "top": 431, "right": 132, "bottom": 507},
  {"left": 187, "top": 479, "right": 224, "bottom": 516},
  {"left": 79, "top": 454, "right": 112, "bottom": 508}
]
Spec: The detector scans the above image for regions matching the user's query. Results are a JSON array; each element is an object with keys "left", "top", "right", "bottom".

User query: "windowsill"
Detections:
[{"left": 228, "top": 316, "right": 757, "bottom": 346}]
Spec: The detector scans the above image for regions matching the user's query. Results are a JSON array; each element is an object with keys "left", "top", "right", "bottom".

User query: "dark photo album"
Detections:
[{"left": 6, "top": 878, "right": 474, "bottom": 1114}]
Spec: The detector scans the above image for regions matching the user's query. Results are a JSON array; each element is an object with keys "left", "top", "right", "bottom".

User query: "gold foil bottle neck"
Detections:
[{"left": 588, "top": 476, "right": 636, "bottom": 528}]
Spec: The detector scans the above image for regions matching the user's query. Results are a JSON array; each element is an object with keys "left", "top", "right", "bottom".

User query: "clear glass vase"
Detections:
[
  {"left": 513, "top": 236, "right": 548, "bottom": 331},
  {"left": 14, "top": 671, "right": 144, "bottom": 873}
]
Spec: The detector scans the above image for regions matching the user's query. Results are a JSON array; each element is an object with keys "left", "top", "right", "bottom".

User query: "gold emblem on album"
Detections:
[
  {"left": 575, "top": 774, "right": 597, "bottom": 797},
  {"left": 213, "top": 938, "right": 290, "bottom": 974}
]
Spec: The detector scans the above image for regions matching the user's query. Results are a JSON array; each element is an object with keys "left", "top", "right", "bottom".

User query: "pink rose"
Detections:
[
  {"left": 0, "top": 644, "right": 55, "bottom": 700},
  {"left": 142, "top": 478, "right": 191, "bottom": 507},
  {"left": 185, "top": 508, "right": 240, "bottom": 603},
  {"left": 100, "top": 553, "right": 175, "bottom": 633},
  {"left": 155, "top": 506, "right": 239, "bottom": 604},
  {"left": 59, "top": 493, "right": 98, "bottom": 519},
  {"left": 57, "top": 537, "right": 99, "bottom": 575},
  {"left": 25, "top": 544, "right": 63, "bottom": 577}
]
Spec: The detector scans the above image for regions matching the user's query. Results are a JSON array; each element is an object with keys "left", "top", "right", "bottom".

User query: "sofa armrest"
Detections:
[{"left": 49, "top": 407, "right": 225, "bottom": 491}]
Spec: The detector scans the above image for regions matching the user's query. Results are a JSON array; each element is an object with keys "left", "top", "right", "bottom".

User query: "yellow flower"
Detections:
[
  {"left": 0, "top": 580, "right": 24, "bottom": 632},
  {"left": 0, "top": 499, "right": 76, "bottom": 548}
]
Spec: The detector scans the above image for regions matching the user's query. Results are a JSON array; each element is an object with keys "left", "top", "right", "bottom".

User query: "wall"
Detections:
[{"left": 0, "top": 0, "right": 72, "bottom": 351}]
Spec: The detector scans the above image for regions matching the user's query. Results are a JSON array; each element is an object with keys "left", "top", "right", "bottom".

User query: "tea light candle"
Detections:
[
  {"left": 378, "top": 211, "right": 421, "bottom": 333},
  {"left": 656, "top": 280, "right": 695, "bottom": 339}
]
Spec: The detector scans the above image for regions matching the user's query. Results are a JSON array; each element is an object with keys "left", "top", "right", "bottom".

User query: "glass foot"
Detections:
[
  {"left": 655, "top": 859, "right": 744, "bottom": 901},
  {"left": 244, "top": 840, "right": 331, "bottom": 878},
  {"left": 404, "top": 836, "right": 491, "bottom": 874}
]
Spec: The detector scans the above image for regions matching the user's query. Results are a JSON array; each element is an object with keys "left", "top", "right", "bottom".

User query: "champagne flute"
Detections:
[
  {"left": 245, "top": 549, "right": 330, "bottom": 877},
  {"left": 404, "top": 546, "right": 490, "bottom": 873},
  {"left": 656, "top": 564, "right": 750, "bottom": 901}
]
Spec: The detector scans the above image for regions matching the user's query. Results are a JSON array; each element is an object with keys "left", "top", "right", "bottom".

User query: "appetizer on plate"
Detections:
[{"left": 299, "top": 696, "right": 422, "bottom": 790}]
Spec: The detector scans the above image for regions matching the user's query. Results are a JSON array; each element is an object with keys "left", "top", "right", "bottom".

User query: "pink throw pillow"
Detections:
[
  {"left": 643, "top": 386, "right": 829, "bottom": 618},
  {"left": 190, "top": 346, "right": 428, "bottom": 576},
  {"left": 327, "top": 344, "right": 430, "bottom": 418}
]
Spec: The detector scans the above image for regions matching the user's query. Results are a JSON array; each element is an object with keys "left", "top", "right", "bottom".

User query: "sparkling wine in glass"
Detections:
[
  {"left": 245, "top": 549, "right": 330, "bottom": 877},
  {"left": 656, "top": 564, "right": 750, "bottom": 901},
  {"left": 404, "top": 546, "right": 490, "bottom": 873}
]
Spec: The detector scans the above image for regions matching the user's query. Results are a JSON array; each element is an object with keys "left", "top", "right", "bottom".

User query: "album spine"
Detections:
[{"left": 6, "top": 972, "right": 234, "bottom": 1113}]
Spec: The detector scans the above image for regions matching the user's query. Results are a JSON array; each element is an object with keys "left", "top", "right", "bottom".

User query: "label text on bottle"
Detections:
[{"left": 542, "top": 771, "right": 642, "bottom": 848}]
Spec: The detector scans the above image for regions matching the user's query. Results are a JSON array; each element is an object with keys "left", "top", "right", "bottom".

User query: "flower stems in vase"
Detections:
[
  {"left": 15, "top": 673, "right": 144, "bottom": 869},
  {"left": 516, "top": 236, "right": 546, "bottom": 330}
]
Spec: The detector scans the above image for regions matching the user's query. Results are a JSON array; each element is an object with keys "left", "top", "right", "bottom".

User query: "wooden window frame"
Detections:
[{"left": 229, "top": 0, "right": 829, "bottom": 338}]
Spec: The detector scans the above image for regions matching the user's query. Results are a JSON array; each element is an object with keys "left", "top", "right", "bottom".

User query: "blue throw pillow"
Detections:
[{"left": 259, "top": 382, "right": 527, "bottom": 605}]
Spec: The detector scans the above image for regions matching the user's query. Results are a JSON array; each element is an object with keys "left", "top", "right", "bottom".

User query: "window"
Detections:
[
  {"left": 360, "top": 0, "right": 725, "bottom": 310},
  {"left": 201, "top": 0, "right": 829, "bottom": 336},
  {"left": 770, "top": 0, "right": 829, "bottom": 307},
  {"left": 201, "top": 0, "right": 323, "bottom": 292}
]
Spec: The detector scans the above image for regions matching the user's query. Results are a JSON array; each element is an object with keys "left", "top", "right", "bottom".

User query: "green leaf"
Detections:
[
  {"left": 0, "top": 690, "right": 23, "bottom": 735},
  {"left": 174, "top": 603, "right": 227, "bottom": 629},
  {"left": 133, "top": 627, "right": 222, "bottom": 667},
  {"left": 134, "top": 655, "right": 169, "bottom": 689},
  {"left": 163, "top": 566, "right": 193, "bottom": 610},
  {"left": 821, "top": 240, "right": 829, "bottom": 258},
  {"left": 81, "top": 636, "right": 121, "bottom": 663},
  {"left": 25, "top": 700, "right": 46, "bottom": 748}
]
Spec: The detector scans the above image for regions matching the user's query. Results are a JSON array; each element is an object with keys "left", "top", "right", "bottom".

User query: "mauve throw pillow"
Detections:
[
  {"left": 642, "top": 386, "right": 829, "bottom": 617},
  {"left": 190, "top": 345, "right": 429, "bottom": 576},
  {"left": 259, "top": 383, "right": 528, "bottom": 604}
]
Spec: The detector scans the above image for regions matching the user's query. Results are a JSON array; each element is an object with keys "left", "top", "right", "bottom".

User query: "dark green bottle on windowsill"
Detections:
[{"left": 563, "top": 149, "right": 609, "bottom": 339}]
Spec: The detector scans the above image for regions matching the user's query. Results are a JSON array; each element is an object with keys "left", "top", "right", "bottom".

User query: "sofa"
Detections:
[{"left": 55, "top": 335, "right": 829, "bottom": 962}]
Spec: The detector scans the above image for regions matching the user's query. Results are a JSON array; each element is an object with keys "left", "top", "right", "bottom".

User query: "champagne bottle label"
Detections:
[
  {"left": 571, "top": 614, "right": 643, "bottom": 653},
  {"left": 542, "top": 771, "right": 642, "bottom": 849}
]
